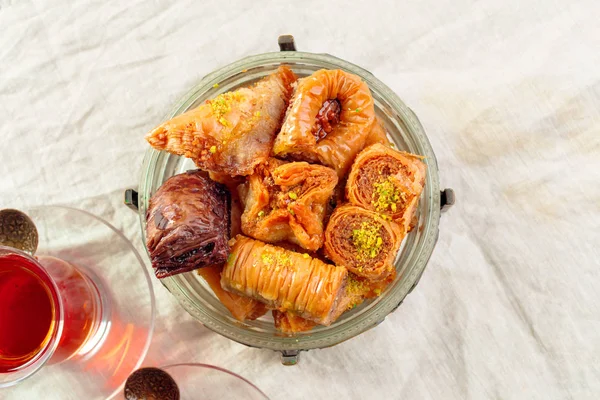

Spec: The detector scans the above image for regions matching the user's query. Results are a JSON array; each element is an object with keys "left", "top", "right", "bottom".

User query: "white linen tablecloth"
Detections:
[{"left": 1, "top": 1, "right": 599, "bottom": 399}]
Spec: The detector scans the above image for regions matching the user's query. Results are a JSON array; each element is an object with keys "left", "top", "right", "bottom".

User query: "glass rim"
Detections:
[
  {"left": 0, "top": 246, "right": 64, "bottom": 388},
  {"left": 161, "top": 362, "right": 269, "bottom": 399},
  {"left": 138, "top": 50, "right": 441, "bottom": 351},
  {"left": 28, "top": 205, "right": 157, "bottom": 399}
]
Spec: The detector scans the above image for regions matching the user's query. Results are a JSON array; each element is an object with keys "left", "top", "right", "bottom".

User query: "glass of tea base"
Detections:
[{"left": 0, "top": 246, "right": 107, "bottom": 388}]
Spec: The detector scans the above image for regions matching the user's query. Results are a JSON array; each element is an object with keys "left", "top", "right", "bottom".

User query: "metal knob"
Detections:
[
  {"left": 440, "top": 188, "right": 455, "bottom": 212},
  {"left": 0, "top": 209, "right": 39, "bottom": 254},
  {"left": 124, "top": 189, "right": 139, "bottom": 212},
  {"left": 278, "top": 35, "right": 297, "bottom": 51},
  {"left": 280, "top": 350, "right": 300, "bottom": 365}
]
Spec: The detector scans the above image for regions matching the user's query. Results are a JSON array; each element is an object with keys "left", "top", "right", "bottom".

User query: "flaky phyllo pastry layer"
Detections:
[
  {"left": 239, "top": 158, "right": 338, "bottom": 251},
  {"left": 346, "top": 143, "right": 426, "bottom": 233},
  {"left": 324, "top": 205, "right": 404, "bottom": 281},
  {"left": 146, "top": 66, "right": 297, "bottom": 176},
  {"left": 221, "top": 236, "right": 348, "bottom": 325}
]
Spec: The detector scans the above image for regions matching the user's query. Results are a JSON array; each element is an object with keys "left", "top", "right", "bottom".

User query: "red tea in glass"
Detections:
[
  {"left": 0, "top": 254, "right": 58, "bottom": 373},
  {"left": 0, "top": 247, "right": 105, "bottom": 386},
  {"left": 37, "top": 255, "right": 103, "bottom": 363}
]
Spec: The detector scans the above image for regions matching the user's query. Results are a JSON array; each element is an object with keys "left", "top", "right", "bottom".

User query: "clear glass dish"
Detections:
[{"left": 137, "top": 49, "right": 441, "bottom": 364}]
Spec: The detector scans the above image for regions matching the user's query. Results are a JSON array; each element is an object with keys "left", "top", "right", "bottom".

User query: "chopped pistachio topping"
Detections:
[
  {"left": 210, "top": 96, "right": 230, "bottom": 119},
  {"left": 346, "top": 274, "right": 368, "bottom": 295},
  {"left": 372, "top": 177, "right": 401, "bottom": 213},
  {"left": 261, "top": 253, "right": 274, "bottom": 266},
  {"left": 210, "top": 92, "right": 242, "bottom": 126},
  {"left": 352, "top": 221, "right": 383, "bottom": 261}
]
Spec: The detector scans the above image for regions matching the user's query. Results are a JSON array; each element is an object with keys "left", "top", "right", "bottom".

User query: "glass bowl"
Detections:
[{"left": 135, "top": 43, "right": 441, "bottom": 364}]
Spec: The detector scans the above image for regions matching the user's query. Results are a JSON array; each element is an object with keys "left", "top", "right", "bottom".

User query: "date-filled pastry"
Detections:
[{"left": 273, "top": 69, "right": 376, "bottom": 177}]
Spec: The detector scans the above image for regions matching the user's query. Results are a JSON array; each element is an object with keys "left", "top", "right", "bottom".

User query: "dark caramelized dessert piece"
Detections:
[
  {"left": 346, "top": 143, "right": 426, "bottom": 232},
  {"left": 146, "top": 170, "right": 230, "bottom": 278}
]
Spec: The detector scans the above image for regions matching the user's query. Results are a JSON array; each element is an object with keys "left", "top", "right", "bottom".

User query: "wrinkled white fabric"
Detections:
[{"left": 1, "top": 0, "right": 599, "bottom": 399}]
